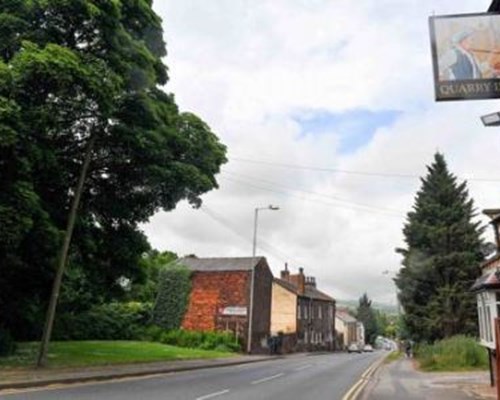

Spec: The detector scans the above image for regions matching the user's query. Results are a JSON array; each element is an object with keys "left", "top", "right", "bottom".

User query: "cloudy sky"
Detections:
[{"left": 143, "top": 0, "right": 500, "bottom": 305}]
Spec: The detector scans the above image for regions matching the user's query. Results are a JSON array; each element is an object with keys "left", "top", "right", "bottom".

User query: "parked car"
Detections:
[
  {"left": 363, "top": 344, "right": 374, "bottom": 352},
  {"left": 347, "top": 343, "right": 362, "bottom": 353}
]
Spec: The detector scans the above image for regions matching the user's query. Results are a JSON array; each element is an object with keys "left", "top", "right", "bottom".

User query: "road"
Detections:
[{"left": 0, "top": 352, "right": 383, "bottom": 400}]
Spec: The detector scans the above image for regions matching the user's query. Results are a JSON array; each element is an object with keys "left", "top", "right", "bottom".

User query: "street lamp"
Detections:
[
  {"left": 481, "top": 112, "right": 500, "bottom": 127},
  {"left": 252, "top": 205, "right": 280, "bottom": 257},
  {"left": 248, "top": 204, "right": 279, "bottom": 353}
]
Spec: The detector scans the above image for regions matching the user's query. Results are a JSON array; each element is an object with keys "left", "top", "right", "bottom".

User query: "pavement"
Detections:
[{"left": 362, "top": 356, "right": 495, "bottom": 400}]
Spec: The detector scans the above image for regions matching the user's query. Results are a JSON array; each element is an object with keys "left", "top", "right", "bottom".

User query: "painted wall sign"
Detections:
[
  {"left": 430, "top": 13, "right": 500, "bottom": 101},
  {"left": 220, "top": 306, "right": 248, "bottom": 316}
]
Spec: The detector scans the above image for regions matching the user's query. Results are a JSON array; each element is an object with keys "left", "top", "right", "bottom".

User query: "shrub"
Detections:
[
  {"left": 145, "top": 328, "right": 241, "bottom": 352},
  {"left": 53, "top": 302, "right": 152, "bottom": 341},
  {"left": 415, "top": 335, "right": 488, "bottom": 371},
  {"left": 151, "top": 264, "right": 191, "bottom": 330},
  {"left": 0, "top": 328, "right": 17, "bottom": 357}
]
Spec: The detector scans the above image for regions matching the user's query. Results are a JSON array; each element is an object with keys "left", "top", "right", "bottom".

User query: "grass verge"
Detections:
[
  {"left": 415, "top": 335, "right": 488, "bottom": 372},
  {"left": 0, "top": 341, "right": 235, "bottom": 369},
  {"left": 384, "top": 351, "right": 403, "bottom": 364}
]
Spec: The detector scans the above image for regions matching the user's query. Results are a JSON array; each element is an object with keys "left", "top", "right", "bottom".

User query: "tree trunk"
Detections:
[{"left": 37, "top": 135, "right": 96, "bottom": 367}]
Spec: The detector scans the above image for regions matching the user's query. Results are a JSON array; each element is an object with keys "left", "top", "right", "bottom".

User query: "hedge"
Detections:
[
  {"left": 142, "top": 326, "right": 241, "bottom": 352},
  {"left": 0, "top": 328, "right": 17, "bottom": 356},
  {"left": 53, "top": 302, "right": 152, "bottom": 341}
]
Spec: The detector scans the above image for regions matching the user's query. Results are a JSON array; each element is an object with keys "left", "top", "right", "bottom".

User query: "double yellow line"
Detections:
[{"left": 341, "top": 356, "right": 386, "bottom": 400}]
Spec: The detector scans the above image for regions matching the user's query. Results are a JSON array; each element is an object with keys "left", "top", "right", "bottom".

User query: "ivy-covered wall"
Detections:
[{"left": 151, "top": 264, "right": 192, "bottom": 330}]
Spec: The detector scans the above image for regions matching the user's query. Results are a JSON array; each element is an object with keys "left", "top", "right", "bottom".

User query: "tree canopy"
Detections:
[
  {"left": 395, "top": 153, "right": 483, "bottom": 342},
  {"left": 0, "top": 0, "right": 227, "bottom": 340}
]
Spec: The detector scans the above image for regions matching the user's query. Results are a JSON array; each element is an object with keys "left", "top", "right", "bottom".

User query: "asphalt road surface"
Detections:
[{"left": 0, "top": 352, "right": 383, "bottom": 400}]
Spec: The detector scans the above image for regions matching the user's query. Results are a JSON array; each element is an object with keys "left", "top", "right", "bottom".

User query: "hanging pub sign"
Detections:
[{"left": 430, "top": 12, "right": 500, "bottom": 101}]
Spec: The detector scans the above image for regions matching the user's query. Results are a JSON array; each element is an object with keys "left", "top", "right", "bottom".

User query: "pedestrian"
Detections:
[{"left": 404, "top": 340, "right": 412, "bottom": 358}]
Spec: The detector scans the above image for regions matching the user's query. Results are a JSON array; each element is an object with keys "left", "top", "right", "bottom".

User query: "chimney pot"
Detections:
[
  {"left": 281, "top": 262, "right": 290, "bottom": 281},
  {"left": 297, "top": 267, "right": 305, "bottom": 295}
]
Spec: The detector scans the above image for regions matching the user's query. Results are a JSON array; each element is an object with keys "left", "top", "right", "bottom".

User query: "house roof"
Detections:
[
  {"left": 273, "top": 278, "right": 335, "bottom": 302},
  {"left": 484, "top": 209, "right": 500, "bottom": 219},
  {"left": 481, "top": 253, "right": 500, "bottom": 269},
  {"left": 471, "top": 269, "right": 500, "bottom": 292},
  {"left": 175, "top": 256, "right": 265, "bottom": 272},
  {"left": 335, "top": 310, "right": 357, "bottom": 323}
]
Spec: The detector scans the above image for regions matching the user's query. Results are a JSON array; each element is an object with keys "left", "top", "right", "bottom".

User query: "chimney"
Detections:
[
  {"left": 297, "top": 267, "right": 305, "bottom": 295},
  {"left": 305, "top": 276, "right": 316, "bottom": 289},
  {"left": 280, "top": 262, "right": 290, "bottom": 281}
]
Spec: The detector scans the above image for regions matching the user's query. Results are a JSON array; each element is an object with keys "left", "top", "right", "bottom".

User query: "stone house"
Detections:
[
  {"left": 177, "top": 256, "right": 273, "bottom": 354},
  {"left": 335, "top": 309, "right": 358, "bottom": 350},
  {"left": 270, "top": 265, "right": 336, "bottom": 352}
]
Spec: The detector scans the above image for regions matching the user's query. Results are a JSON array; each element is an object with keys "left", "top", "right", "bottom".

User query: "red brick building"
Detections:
[{"left": 177, "top": 256, "right": 273, "bottom": 353}]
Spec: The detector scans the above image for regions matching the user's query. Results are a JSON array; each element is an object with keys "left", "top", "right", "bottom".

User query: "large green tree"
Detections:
[
  {"left": 395, "top": 153, "right": 483, "bottom": 342},
  {"left": 0, "top": 0, "right": 226, "bottom": 341}
]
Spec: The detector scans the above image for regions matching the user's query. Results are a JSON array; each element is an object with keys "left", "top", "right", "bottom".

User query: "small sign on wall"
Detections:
[{"left": 220, "top": 306, "right": 248, "bottom": 316}]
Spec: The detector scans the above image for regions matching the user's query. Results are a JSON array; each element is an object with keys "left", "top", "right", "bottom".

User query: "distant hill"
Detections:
[{"left": 336, "top": 299, "right": 398, "bottom": 315}]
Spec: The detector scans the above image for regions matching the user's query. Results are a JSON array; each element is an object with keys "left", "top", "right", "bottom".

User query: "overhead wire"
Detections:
[
  {"left": 229, "top": 156, "right": 500, "bottom": 182},
  {"left": 200, "top": 205, "right": 308, "bottom": 267},
  {"left": 219, "top": 176, "right": 405, "bottom": 218},
  {"left": 222, "top": 170, "right": 405, "bottom": 215},
  {"left": 229, "top": 156, "right": 419, "bottom": 179}
]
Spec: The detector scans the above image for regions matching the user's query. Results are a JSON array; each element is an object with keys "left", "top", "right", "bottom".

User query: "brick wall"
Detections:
[
  {"left": 181, "top": 260, "right": 274, "bottom": 353},
  {"left": 182, "top": 271, "right": 250, "bottom": 334}
]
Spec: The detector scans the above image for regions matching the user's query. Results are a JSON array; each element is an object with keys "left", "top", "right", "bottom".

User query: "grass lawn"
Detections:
[{"left": 0, "top": 341, "right": 235, "bottom": 369}]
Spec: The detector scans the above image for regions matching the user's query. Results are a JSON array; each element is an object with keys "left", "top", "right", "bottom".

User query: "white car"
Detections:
[
  {"left": 347, "top": 343, "right": 362, "bottom": 353},
  {"left": 363, "top": 344, "right": 374, "bottom": 352}
]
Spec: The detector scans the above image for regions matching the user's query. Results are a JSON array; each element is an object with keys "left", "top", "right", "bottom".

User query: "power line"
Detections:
[
  {"left": 220, "top": 176, "right": 405, "bottom": 218},
  {"left": 223, "top": 170, "right": 405, "bottom": 214},
  {"left": 230, "top": 156, "right": 419, "bottom": 179},
  {"left": 229, "top": 156, "right": 500, "bottom": 182},
  {"left": 200, "top": 205, "right": 307, "bottom": 266}
]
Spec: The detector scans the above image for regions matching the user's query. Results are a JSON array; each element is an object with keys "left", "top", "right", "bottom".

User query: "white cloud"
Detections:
[{"left": 144, "top": 0, "right": 499, "bottom": 305}]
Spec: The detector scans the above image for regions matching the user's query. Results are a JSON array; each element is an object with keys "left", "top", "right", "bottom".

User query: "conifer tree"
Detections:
[
  {"left": 356, "top": 293, "right": 378, "bottom": 345},
  {"left": 395, "top": 153, "right": 483, "bottom": 342}
]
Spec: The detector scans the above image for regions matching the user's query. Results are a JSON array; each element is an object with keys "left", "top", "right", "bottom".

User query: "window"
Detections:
[
  {"left": 496, "top": 292, "right": 500, "bottom": 320},
  {"left": 477, "top": 292, "right": 495, "bottom": 345},
  {"left": 318, "top": 305, "right": 322, "bottom": 319},
  {"left": 478, "top": 301, "right": 485, "bottom": 340},
  {"left": 298, "top": 303, "right": 302, "bottom": 319},
  {"left": 486, "top": 305, "right": 493, "bottom": 342},
  {"left": 304, "top": 304, "right": 308, "bottom": 319}
]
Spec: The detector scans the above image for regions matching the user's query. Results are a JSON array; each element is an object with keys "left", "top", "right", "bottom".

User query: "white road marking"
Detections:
[
  {"left": 195, "top": 389, "right": 230, "bottom": 400},
  {"left": 251, "top": 373, "right": 285, "bottom": 385},
  {"left": 294, "top": 364, "right": 312, "bottom": 371}
]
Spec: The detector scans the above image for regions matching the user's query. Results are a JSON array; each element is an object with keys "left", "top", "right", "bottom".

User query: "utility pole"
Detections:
[{"left": 247, "top": 205, "right": 279, "bottom": 354}]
